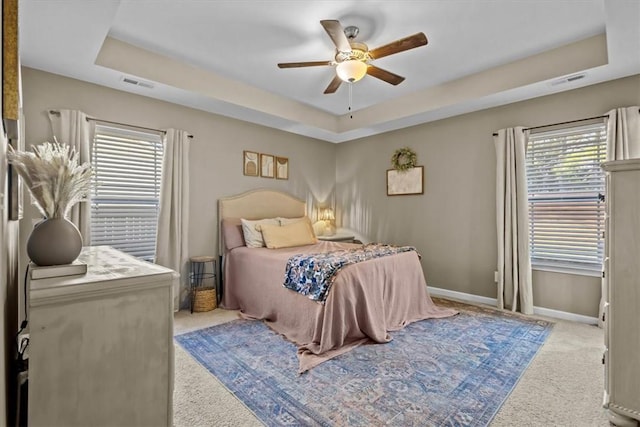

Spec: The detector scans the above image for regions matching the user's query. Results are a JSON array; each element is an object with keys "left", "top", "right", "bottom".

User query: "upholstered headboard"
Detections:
[{"left": 217, "top": 189, "right": 306, "bottom": 254}]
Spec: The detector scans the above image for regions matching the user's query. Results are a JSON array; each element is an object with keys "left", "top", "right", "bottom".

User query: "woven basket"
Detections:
[{"left": 192, "top": 287, "right": 217, "bottom": 312}]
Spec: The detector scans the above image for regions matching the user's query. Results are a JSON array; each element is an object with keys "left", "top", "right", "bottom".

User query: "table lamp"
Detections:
[{"left": 319, "top": 208, "right": 336, "bottom": 236}]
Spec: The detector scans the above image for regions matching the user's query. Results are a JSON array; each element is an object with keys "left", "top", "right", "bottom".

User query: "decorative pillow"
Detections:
[
  {"left": 278, "top": 216, "right": 318, "bottom": 238},
  {"left": 261, "top": 220, "right": 317, "bottom": 249},
  {"left": 221, "top": 218, "right": 245, "bottom": 251},
  {"left": 240, "top": 218, "right": 279, "bottom": 248},
  {"left": 278, "top": 216, "right": 308, "bottom": 226}
]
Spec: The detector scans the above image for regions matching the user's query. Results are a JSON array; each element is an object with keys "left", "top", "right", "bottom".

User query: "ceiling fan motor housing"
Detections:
[
  {"left": 335, "top": 42, "right": 369, "bottom": 63},
  {"left": 344, "top": 25, "right": 359, "bottom": 40}
]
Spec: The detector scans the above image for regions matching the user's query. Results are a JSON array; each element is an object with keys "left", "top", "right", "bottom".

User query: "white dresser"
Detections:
[
  {"left": 602, "top": 160, "right": 640, "bottom": 427},
  {"left": 28, "top": 246, "right": 175, "bottom": 426}
]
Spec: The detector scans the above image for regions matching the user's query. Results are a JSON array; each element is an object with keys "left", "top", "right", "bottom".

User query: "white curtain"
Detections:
[
  {"left": 606, "top": 107, "right": 640, "bottom": 160},
  {"left": 155, "top": 129, "right": 190, "bottom": 311},
  {"left": 47, "top": 109, "right": 93, "bottom": 243},
  {"left": 494, "top": 127, "right": 534, "bottom": 314},
  {"left": 599, "top": 106, "right": 640, "bottom": 326}
]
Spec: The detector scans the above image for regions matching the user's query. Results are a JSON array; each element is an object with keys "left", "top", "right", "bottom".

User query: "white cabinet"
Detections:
[
  {"left": 28, "top": 246, "right": 175, "bottom": 426},
  {"left": 602, "top": 160, "right": 640, "bottom": 427}
]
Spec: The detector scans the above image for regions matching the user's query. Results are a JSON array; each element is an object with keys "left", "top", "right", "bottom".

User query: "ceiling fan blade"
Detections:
[
  {"left": 366, "top": 65, "right": 405, "bottom": 85},
  {"left": 324, "top": 75, "right": 343, "bottom": 94},
  {"left": 320, "top": 20, "right": 352, "bottom": 53},
  {"left": 278, "top": 61, "right": 332, "bottom": 69},
  {"left": 369, "top": 32, "right": 428, "bottom": 60}
]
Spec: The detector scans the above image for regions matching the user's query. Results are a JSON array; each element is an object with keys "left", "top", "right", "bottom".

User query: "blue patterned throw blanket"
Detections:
[{"left": 283, "top": 243, "right": 417, "bottom": 303}]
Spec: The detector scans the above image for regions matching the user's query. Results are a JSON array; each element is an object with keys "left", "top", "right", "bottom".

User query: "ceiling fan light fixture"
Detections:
[
  {"left": 336, "top": 60, "right": 367, "bottom": 83},
  {"left": 278, "top": 20, "right": 426, "bottom": 93}
]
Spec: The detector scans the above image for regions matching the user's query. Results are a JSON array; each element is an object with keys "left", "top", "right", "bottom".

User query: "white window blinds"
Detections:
[
  {"left": 91, "top": 124, "right": 164, "bottom": 262},
  {"left": 525, "top": 121, "right": 607, "bottom": 273}
]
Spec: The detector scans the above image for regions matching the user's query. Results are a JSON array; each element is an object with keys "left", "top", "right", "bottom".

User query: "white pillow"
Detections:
[{"left": 240, "top": 218, "right": 279, "bottom": 248}]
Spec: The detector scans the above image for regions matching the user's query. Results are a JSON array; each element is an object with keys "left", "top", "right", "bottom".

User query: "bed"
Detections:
[{"left": 218, "top": 189, "right": 457, "bottom": 372}]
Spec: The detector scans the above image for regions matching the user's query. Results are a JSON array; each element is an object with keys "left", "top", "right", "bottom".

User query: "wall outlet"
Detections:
[{"left": 494, "top": 271, "right": 499, "bottom": 283}]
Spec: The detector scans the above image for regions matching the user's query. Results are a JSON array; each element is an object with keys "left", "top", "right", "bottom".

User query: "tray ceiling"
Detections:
[{"left": 19, "top": 0, "right": 640, "bottom": 142}]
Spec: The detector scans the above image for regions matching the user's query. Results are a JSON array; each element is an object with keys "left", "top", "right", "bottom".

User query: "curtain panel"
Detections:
[
  {"left": 494, "top": 127, "right": 533, "bottom": 315},
  {"left": 47, "top": 109, "right": 93, "bottom": 244},
  {"left": 155, "top": 129, "right": 191, "bottom": 311}
]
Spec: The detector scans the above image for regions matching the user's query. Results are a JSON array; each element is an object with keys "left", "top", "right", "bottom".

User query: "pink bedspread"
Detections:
[{"left": 222, "top": 241, "right": 457, "bottom": 372}]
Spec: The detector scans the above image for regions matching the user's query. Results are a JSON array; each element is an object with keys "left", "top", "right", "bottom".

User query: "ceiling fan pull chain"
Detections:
[{"left": 348, "top": 83, "right": 353, "bottom": 119}]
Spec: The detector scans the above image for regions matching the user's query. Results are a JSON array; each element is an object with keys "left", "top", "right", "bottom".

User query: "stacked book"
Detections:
[{"left": 30, "top": 260, "right": 87, "bottom": 280}]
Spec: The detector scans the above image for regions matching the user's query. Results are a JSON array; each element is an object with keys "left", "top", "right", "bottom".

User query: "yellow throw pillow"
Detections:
[
  {"left": 278, "top": 216, "right": 305, "bottom": 225},
  {"left": 261, "top": 219, "right": 317, "bottom": 249}
]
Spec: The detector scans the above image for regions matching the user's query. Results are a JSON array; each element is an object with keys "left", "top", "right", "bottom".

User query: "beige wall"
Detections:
[
  {"left": 336, "top": 74, "right": 640, "bottom": 318},
  {"left": 20, "top": 67, "right": 336, "bottom": 305},
  {"left": 20, "top": 67, "right": 640, "bottom": 318}
]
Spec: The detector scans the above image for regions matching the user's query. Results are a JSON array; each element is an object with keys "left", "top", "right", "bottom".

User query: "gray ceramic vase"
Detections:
[{"left": 27, "top": 218, "right": 83, "bottom": 266}]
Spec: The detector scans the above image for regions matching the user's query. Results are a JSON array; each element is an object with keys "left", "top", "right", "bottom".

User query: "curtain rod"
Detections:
[
  {"left": 523, "top": 114, "right": 609, "bottom": 133},
  {"left": 48, "top": 110, "right": 193, "bottom": 138},
  {"left": 492, "top": 113, "right": 624, "bottom": 137}
]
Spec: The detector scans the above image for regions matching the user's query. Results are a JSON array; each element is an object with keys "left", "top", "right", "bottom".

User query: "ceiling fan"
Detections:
[{"left": 278, "top": 20, "right": 428, "bottom": 94}]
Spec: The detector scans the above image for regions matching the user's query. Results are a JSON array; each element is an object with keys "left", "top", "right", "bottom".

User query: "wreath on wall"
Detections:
[{"left": 391, "top": 147, "right": 417, "bottom": 171}]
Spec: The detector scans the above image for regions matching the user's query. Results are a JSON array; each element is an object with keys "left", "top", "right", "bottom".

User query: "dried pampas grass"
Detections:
[{"left": 7, "top": 141, "right": 92, "bottom": 219}]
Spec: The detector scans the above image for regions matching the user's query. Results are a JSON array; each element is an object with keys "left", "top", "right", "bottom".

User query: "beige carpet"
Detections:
[{"left": 173, "top": 301, "right": 609, "bottom": 426}]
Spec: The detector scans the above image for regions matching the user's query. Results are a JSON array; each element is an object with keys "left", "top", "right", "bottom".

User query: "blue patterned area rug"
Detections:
[{"left": 175, "top": 299, "right": 553, "bottom": 426}]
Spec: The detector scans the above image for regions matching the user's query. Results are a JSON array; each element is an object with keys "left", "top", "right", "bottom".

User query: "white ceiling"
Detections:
[{"left": 18, "top": 0, "right": 640, "bottom": 143}]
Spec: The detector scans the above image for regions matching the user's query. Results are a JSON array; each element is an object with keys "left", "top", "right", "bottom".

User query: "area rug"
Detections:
[{"left": 175, "top": 299, "right": 553, "bottom": 426}]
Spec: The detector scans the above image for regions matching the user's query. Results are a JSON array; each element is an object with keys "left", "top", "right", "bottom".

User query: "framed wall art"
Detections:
[
  {"left": 276, "top": 156, "right": 288, "bottom": 180},
  {"left": 3, "top": 0, "right": 19, "bottom": 123},
  {"left": 260, "top": 153, "right": 274, "bottom": 178},
  {"left": 386, "top": 166, "right": 423, "bottom": 196},
  {"left": 243, "top": 150, "right": 259, "bottom": 176}
]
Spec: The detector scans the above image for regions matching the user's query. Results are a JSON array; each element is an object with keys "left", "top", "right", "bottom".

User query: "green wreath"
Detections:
[{"left": 391, "top": 147, "right": 417, "bottom": 171}]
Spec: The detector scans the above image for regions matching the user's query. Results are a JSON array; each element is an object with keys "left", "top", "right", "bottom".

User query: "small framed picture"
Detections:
[
  {"left": 260, "top": 153, "right": 275, "bottom": 178},
  {"left": 276, "top": 156, "right": 289, "bottom": 180},
  {"left": 243, "top": 151, "right": 259, "bottom": 176},
  {"left": 387, "top": 166, "right": 424, "bottom": 196}
]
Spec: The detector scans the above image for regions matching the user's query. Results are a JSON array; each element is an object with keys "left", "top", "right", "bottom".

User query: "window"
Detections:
[
  {"left": 525, "top": 121, "right": 606, "bottom": 275},
  {"left": 91, "top": 123, "right": 164, "bottom": 262}
]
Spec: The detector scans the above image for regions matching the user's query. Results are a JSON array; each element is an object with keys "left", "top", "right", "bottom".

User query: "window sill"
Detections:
[{"left": 532, "top": 264, "right": 602, "bottom": 278}]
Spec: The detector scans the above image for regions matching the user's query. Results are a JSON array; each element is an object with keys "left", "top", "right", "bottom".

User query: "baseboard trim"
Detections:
[
  {"left": 428, "top": 286, "right": 498, "bottom": 306},
  {"left": 428, "top": 286, "right": 598, "bottom": 325},
  {"left": 532, "top": 306, "right": 598, "bottom": 325}
]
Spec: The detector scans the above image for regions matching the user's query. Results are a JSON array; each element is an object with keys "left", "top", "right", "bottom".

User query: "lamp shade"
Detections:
[
  {"left": 319, "top": 208, "right": 335, "bottom": 221},
  {"left": 336, "top": 60, "right": 367, "bottom": 83}
]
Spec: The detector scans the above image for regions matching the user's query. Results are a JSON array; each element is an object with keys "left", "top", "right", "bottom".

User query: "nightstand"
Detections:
[{"left": 318, "top": 232, "right": 356, "bottom": 243}]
